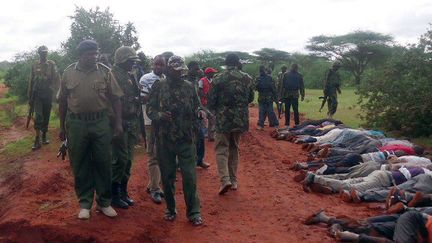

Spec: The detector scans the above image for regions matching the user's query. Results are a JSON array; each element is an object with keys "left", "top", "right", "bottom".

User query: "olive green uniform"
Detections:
[
  {"left": 58, "top": 62, "right": 123, "bottom": 209},
  {"left": 324, "top": 69, "right": 341, "bottom": 116},
  {"left": 110, "top": 65, "right": 140, "bottom": 185},
  {"left": 146, "top": 76, "right": 201, "bottom": 220},
  {"left": 207, "top": 66, "right": 254, "bottom": 185},
  {"left": 28, "top": 60, "right": 60, "bottom": 132}
]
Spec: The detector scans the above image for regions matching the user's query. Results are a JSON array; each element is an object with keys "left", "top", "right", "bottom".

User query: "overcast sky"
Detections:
[{"left": 1, "top": 0, "right": 431, "bottom": 61}]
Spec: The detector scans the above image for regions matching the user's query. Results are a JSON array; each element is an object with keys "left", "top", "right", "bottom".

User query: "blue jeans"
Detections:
[
  {"left": 258, "top": 102, "right": 279, "bottom": 127},
  {"left": 196, "top": 125, "right": 205, "bottom": 165}
]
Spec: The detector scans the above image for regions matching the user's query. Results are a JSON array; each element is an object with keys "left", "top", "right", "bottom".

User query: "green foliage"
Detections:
[
  {"left": 357, "top": 43, "right": 432, "bottom": 137},
  {"left": 0, "top": 135, "right": 33, "bottom": 158},
  {"left": 253, "top": 48, "right": 291, "bottom": 70},
  {"left": 300, "top": 89, "right": 362, "bottom": 128},
  {"left": 62, "top": 6, "right": 140, "bottom": 61},
  {"left": 307, "top": 30, "right": 393, "bottom": 84},
  {"left": 4, "top": 50, "right": 68, "bottom": 101}
]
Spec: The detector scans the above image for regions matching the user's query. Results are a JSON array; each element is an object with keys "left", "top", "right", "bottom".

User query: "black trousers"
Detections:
[{"left": 283, "top": 97, "right": 299, "bottom": 126}]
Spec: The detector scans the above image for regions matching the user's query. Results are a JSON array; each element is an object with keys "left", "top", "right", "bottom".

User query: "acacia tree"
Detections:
[
  {"left": 62, "top": 6, "right": 140, "bottom": 60},
  {"left": 253, "top": 48, "right": 291, "bottom": 71},
  {"left": 307, "top": 31, "right": 393, "bottom": 85}
]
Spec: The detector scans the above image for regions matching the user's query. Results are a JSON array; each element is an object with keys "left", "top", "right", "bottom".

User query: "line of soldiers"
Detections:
[
  {"left": 28, "top": 40, "right": 253, "bottom": 226},
  {"left": 254, "top": 61, "right": 342, "bottom": 130}
]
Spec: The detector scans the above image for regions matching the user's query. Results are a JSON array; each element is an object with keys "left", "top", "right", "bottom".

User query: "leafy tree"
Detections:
[
  {"left": 253, "top": 48, "right": 291, "bottom": 71},
  {"left": 62, "top": 6, "right": 140, "bottom": 60},
  {"left": 357, "top": 43, "right": 432, "bottom": 137},
  {"left": 307, "top": 31, "right": 393, "bottom": 85}
]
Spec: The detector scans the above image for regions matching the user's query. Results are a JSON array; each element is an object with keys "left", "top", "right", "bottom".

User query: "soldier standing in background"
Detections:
[
  {"left": 110, "top": 46, "right": 141, "bottom": 209},
  {"left": 198, "top": 67, "right": 217, "bottom": 142},
  {"left": 280, "top": 63, "right": 305, "bottom": 127},
  {"left": 276, "top": 65, "right": 288, "bottom": 98},
  {"left": 140, "top": 55, "right": 166, "bottom": 204},
  {"left": 146, "top": 55, "right": 204, "bottom": 226},
  {"left": 256, "top": 65, "right": 279, "bottom": 130},
  {"left": 208, "top": 53, "right": 254, "bottom": 195},
  {"left": 28, "top": 45, "right": 60, "bottom": 150},
  {"left": 58, "top": 40, "right": 123, "bottom": 219},
  {"left": 187, "top": 61, "right": 210, "bottom": 169},
  {"left": 324, "top": 62, "right": 342, "bottom": 118}
]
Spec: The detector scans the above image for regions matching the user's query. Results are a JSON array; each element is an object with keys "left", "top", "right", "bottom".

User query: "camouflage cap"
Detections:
[
  {"left": 38, "top": 45, "right": 48, "bottom": 53},
  {"left": 167, "top": 55, "right": 188, "bottom": 71}
]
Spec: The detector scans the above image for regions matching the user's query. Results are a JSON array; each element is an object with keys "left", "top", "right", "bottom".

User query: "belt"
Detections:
[{"left": 69, "top": 111, "right": 106, "bottom": 121}]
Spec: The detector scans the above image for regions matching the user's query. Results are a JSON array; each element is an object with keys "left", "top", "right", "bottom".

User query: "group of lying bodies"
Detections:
[{"left": 272, "top": 119, "right": 432, "bottom": 242}]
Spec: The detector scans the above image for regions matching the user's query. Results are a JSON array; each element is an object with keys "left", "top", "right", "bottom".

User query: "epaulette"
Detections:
[
  {"left": 64, "top": 62, "right": 77, "bottom": 71},
  {"left": 97, "top": 62, "right": 111, "bottom": 71},
  {"left": 47, "top": 60, "right": 56, "bottom": 65}
]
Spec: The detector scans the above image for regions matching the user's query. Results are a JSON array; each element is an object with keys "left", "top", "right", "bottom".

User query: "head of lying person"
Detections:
[{"left": 414, "top": 146, "right": 425, "bottom": 156}]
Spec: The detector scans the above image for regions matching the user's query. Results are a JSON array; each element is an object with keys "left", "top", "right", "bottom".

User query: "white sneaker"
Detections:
[
  {"left": 316, "top": 164, "right": 328, "bottom": 175},
  {"left": 78, "top": 208, "right": 90, "bottom": 220},
  {"left": 96, "top": 205, "right": 118, "bottom": 218}
]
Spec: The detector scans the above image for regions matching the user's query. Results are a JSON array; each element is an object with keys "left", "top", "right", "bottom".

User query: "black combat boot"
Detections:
[
  {"left": 121, "top": 179, "right": 134, "bottom": 206},
  {"left": 42, "top": 131, "right": 49, "bottom": 145},
  {"left": 111, "top": 183, "right": 129, "bottom": 209},
  {"left": 32, "top": 135, "right": 41, "bottom": 151}
]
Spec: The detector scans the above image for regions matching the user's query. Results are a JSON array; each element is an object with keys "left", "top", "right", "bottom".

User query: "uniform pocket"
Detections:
[{"left": 93, "top": 81, "right": 107, "bottom": 94}]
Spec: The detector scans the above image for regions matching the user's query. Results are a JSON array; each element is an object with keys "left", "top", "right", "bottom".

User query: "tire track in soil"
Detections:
[{"left": 0, "top": 107, "right": 384, "bottom": 242}]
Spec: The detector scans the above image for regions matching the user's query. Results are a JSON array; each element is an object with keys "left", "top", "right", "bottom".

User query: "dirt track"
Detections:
[{"left": 0, "top": 107, "right": 383, "bottom": 243}]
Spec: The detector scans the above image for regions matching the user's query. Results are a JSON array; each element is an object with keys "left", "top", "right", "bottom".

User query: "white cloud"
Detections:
[{"left": 0, "top": 0, "right": 431, "bottom": 61}]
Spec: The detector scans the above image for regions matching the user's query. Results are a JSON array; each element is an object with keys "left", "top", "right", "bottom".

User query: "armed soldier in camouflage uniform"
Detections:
[
  {"left": 323, "top": 62, "right": 342, "bottom": 118},
  {"left": 208, "top": 53, "right": 254, "bottom": 195},
  {"left": 276, "top": 65, "right": 288, "bottom": 98},
  {"left": 147, "top": 55, "right": 204, "bottom": 226},
  {"left": 58, "top": 40, "right": 124, "bottom": 219},
  {"left": 28, "top": 45, "right": 60, "bottom": 150},
  {"left": 110, "top": 46, "right": 141, "bottom": 209}
]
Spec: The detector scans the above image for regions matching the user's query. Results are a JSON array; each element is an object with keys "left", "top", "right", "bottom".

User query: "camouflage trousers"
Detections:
[
  {"left": 157, "top": 137, "right": 201, "bottom": 220},
  {"left": 327, "top": 94, "right": 338, "bottom": 116},
  {"left": 66, "top": 113, "right": 112, "bottom": 209},
  {"left": 112, "top": 118, "right": 138, "bottom": 184},
  {"left": 33, "top": 93, "right": 52, "bottom": 132}
]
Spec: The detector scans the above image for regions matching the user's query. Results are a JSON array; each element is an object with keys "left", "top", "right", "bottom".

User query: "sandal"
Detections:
[
  {"left": 164, "top": 211, "right": 176, "bottom": 221},
  {"left": 190, "top": 216, "right": 203, "bottom": 226}
]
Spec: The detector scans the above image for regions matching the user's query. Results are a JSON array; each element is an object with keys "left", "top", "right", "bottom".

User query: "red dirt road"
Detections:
[{"left": 0, "top": 108, "right": 382, "bottom": 243}]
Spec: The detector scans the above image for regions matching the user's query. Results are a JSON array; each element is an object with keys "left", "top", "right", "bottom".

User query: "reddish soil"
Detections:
[
  {"left": 0, "top": 84, "right": 30, "bottom": 150},
  {"left": 0, "top": 107, "right": 384, "bottom": 243}
]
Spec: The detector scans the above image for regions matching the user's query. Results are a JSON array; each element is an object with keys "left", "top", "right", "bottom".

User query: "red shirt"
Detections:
[
  {"left": 199, "top": 77, "right": 212, "bottom": 106},
  {"left": 379, "top": 144, "right": 416, "bottom": 155}
]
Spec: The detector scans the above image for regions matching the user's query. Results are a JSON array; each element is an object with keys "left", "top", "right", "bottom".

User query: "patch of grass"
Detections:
[
  {"left": 0, "top": 135, "right": 33, "bottom": 158},
  {"left": 254, "top": 88, "right": 363, "bottom": 128},
  {"left": 0, "top": 95, "right": 18, "bottom": 105},
  {"left": 412, "top": 137, "right": 432, "bottom": 148},
  {"left": 0, "top": 110, "right": 14, "bottom": 128},
  {"left": 301, "top": 89, "right": 362, "bottom": 128}
]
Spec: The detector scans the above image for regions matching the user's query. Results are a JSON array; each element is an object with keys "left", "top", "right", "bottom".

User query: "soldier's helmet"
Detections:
[
  {"left": 167, "top": 55, "right": 188, "bottom": 71},
  {"left": 114, "top": 46, "right": 139, "bottom": 64},
  {"left": 38, "top": 45, "right": 48, "bottom": 53}
]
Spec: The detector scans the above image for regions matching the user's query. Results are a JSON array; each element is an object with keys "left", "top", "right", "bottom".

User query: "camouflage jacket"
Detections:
[
  {"left": 207, "top": 66, "right": 253, "bottom": 133},
  {"left": 324, "top": 69, "right": 341, "bottom": 96},
  {"left": 28, "top": 60, "right": 60, "bottom": 98},
  {"left": 146, "top": 76, "right": 200, "bottom": 143},
  {"left": 111, "top": 65, "right": 141, "bottom": 120}
]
